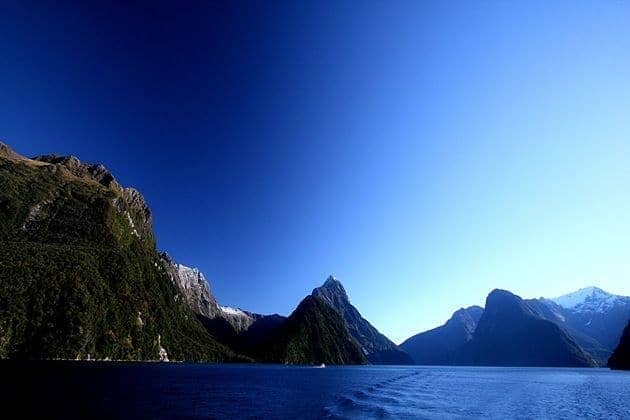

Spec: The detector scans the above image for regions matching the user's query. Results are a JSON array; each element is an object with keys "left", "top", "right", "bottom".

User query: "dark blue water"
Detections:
[{"left": 2, "top": 362, "right": 630, "bottom": 419}]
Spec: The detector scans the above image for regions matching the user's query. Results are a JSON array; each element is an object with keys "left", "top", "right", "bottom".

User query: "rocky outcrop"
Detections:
[
  {"left": 34, "top": 155, "right": 119, "bottom": 188},
  {"left": 162, "top": 255, "right": 275, "bottom": 335},
  {"left": 312, "top": 275, "right": 413, "bottom": 365},
  {"left": 218, "top": 306, "right": 261, "bottom": 333},
  {"left": 0, "top": 142, "right": 24, "bottom": 161},
  {"left": 163, "top": 255, "right": 221, "bottom": 319}
]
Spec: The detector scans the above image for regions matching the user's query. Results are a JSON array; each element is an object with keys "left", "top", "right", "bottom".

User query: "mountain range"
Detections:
[
  {"left": 0, "top": 142, "right": 391, "bottom": 364},
  {"left": 402, "top": 287, "right": 630, "bottom": 368},
  {"left": 456, "top": 290, "right": 596, "bottom": 367},
  {"left": 1, "top": 141, "right": 629, "bottom": 369}
]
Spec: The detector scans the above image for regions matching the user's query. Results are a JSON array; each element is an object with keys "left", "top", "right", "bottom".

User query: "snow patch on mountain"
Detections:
[
  {"left": 220, "top": 305, "right": 247, "bottom": 317},
  {"left": 552, "top": 287, "right": 622, "bottom": 313}
]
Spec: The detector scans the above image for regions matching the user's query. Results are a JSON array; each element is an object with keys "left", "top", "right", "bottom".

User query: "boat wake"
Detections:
[{"left": 321, "top": 370, "right": 426, "bottom": 419}]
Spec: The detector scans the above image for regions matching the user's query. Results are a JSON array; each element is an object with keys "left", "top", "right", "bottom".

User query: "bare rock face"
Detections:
[
  {"left": 0, "top": 141, "right": 23, "bottom": 160},
  {"left": 218, "top": 306, "right": 262, "bottom": 333},
  {"left": 120, "top": 187, "right": 152, "bottom": 234},
  {"left": 162, "top": 255, "right": 274, "bottom": 335},
  {"left": 163, "top": 255, "right": 221, "bottom": 319},
  {"left": 34, "top": 154, "right": 120, "bottom": 188},
  {"left": 21, "top": 196, "right": 56, "bottom": 231}
]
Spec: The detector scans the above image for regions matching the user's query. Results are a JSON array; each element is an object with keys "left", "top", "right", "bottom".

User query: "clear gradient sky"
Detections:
[{"left": 2, "top": 1, "right": 630, "bottom": 343}]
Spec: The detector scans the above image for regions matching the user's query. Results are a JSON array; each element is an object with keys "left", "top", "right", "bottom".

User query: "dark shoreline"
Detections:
[{"left": 0, "top": 359, "right": 621, "bottom": 369}]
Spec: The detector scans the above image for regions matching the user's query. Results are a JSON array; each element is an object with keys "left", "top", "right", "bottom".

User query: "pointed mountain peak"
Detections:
[
  {"left": 323, "top": 274, "right": 343, "bottom": 288},
  {"left": 311, "top": 275, "right": 413, "bottom": 364},
  {"left": 315, "top": 274, "right": 348, "bottom": 299},
  {"left": 312, "top": 275, "right": 349, "bottom": 307}
]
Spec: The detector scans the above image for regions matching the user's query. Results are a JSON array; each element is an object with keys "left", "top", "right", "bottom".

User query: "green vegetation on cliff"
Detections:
[
  {"left": 257, "top": 296, "right": 368, "bottom": 365},
  {"left": 0, "top": 144, "right": 238, "bottom": 361}
]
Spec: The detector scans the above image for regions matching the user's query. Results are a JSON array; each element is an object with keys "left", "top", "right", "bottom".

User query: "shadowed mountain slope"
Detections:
[
  {"left": 401, "top": 306, "right": 483, "bottom": 365},
  {"left": 457, "top": 290, "right": 596, "bottom": 367},
  {"left": 312, "top": 276, "right": 413, "bottom": 365}
]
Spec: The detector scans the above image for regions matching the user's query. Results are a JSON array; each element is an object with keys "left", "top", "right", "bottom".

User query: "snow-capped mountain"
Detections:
[
  {"left": 456, "top": 290, "right": 596, "bottom": 367},
  {"left": 220, "top": 305, "right": 248, "bottom": 317},
  {"left": 218, "top": 305, "right": 262, "bottom": 332},
  {"left": 532, "top": 287, "right": 630, "bottom": 364},
  {"left": 552, "top": 287, "right": 626, "bottom": 313}
]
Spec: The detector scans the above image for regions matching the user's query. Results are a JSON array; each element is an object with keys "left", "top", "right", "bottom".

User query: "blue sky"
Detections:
[{"left": 2, "top": 1, "right": 630, "bottom": 343}]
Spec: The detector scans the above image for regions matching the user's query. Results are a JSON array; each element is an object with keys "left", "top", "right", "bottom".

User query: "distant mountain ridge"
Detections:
[
  {"left": 534, "top": 287, "right": 630, "bottom": 364},
  {"left": 3, "top": 141, "right": 628, "bottom": 368},
  {"left": 524, "top": 298, "right": 611, "bottom": 364},
  {"left": 400, "top": 306, "right": 482, "bottom": 365},
  {"left": 402, "top": 286, "right": 629, "bottom": 367}
]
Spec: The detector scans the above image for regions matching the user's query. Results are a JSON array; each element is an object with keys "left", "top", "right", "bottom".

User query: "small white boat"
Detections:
[{"left": 317, "top": 363, "right": 326, "bottom": 368}]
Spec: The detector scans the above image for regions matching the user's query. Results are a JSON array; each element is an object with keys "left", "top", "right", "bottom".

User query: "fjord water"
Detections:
[{"left": 3, "top": 363, "right": 630, "bottom": 419}]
